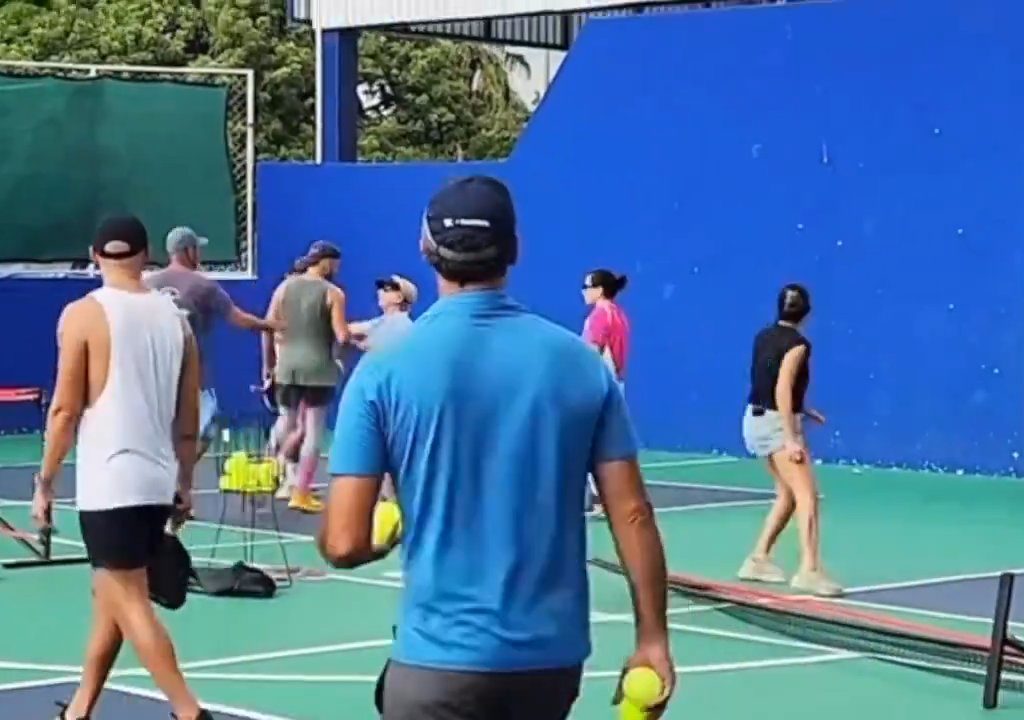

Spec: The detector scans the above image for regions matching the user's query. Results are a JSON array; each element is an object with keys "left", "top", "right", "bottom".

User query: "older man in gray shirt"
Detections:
[{"left": 146, "top": 226, "right": 279, "bottom": 459}]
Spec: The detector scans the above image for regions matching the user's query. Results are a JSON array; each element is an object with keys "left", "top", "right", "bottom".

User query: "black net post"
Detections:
[{"left": 984, "top": 573, "right": 1016, "bottom": 709}]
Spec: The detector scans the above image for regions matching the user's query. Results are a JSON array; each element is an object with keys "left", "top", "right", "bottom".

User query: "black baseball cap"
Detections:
[
  {"left": 422, "top": 176, "right": 517, "bottom": 265},
  {"left": 93, "top": 216, "right": 149, "bottom": 259}
]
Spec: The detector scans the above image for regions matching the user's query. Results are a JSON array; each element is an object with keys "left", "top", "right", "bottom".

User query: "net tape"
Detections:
[{"left": 590, "top": 558, "right": 1024, "bottom": 693}]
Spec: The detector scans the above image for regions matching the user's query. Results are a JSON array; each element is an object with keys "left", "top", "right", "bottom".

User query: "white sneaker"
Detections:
[
  {"left": 737, "top": 556, "right": 787, "bottom": 584},
  {"left": 791, "top": 569, "right": 844, "bottom": 597},
  {"left": 275, "top": 463, "right": 297, "bottom": 500}
]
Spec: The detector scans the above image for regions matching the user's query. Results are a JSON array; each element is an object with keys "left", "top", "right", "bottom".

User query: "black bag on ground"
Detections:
[
  {"left": 148, "top": 533, "right": 193, "bottom": 611},
  {"left": 188, "top": 562, "right": 278, "bottom": 599}
]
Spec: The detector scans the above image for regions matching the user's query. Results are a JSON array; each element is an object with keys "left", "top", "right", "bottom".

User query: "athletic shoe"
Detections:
[
  {"left": 55, "top": 702, "right": 88, "bottom": 720},
  {"left": 275, "top": 463, "right": 297, "bottom": 500},
  {"left": 170, "top": 711, "right": 216, "bottom": 719},
  {"left": 737, "top": 556, "right": 787, "bottom": 584},
  {"left": 790, "top": 569, "right": 844, "bottom": 597},
  {"left": 289, "top": 491, "right": 324, "bottom": 513}
]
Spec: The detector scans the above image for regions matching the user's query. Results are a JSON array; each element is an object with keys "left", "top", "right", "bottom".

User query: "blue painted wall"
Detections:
[{"left": 1, "top": 0, "right": 1022, "bottom": 475}]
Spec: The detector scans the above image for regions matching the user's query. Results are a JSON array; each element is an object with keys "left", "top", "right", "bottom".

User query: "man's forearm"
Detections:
[
  {"left": 175, "top": 434, "right": 198, "bottom": 489},
  {"left": 234, "top": 307, "right": 276, "bottom": 333},
  {"left": 317, "top": 527, "right": 390, "bottom": 569},
  {"left": 39, "top": 410, "right": 78, "bottom": 483},
  {"left": 612, "top": 506, "right": 669, "bottom": 643}
]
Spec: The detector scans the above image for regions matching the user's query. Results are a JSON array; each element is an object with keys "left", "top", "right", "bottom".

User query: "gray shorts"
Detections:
[
  {"left": 742, "top": 406, "right": 803, "bottom": 458},
  {"left": 379, "top": 660, "right": 582, "bottom": 720}
]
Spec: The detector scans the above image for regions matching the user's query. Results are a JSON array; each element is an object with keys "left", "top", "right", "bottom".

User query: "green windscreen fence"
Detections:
[{"left": 0, "top": 74, "right": 240, "bottom": 264}]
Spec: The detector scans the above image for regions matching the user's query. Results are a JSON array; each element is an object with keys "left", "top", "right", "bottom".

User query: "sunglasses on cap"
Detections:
[{"left": 375, "top": 279, "right": 401, "bottom": 292}]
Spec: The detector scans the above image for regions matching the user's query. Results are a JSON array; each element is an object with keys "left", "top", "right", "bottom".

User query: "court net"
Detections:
[{"left": 590, "top": 558, "right": 1024, "bottom": 701}]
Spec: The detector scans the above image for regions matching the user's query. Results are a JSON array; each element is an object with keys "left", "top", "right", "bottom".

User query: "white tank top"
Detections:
[{"left": 76, "top": 287, "right": 186, "bottom": 511}]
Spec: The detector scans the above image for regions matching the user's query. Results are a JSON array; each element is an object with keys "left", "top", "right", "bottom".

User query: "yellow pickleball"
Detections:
[
  {"left": 372, "top": 500, "right": 403, "bottom": 548},
  {"left": 254, "top": 460, "right": 278, "bottom": 493},
  {"left": 621, "top": 667, "right": 663, "bottom": 713},
  {"left": 229, "top": 453, "right": 250, "bottom": 491},
  {"left": 618, "top": 701, "right": 647, "bottom": 720}
]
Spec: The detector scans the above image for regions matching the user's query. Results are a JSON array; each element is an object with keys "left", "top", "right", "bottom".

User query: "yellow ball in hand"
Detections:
[
  {"left": 623, "top": 667, "right": 663, "bottom": 708},
  {"left": 618, "top": 700, "right": 648, "bottom": 720},
  {"left": 372, "top": 500, "right": 403, "bottom": 548}
]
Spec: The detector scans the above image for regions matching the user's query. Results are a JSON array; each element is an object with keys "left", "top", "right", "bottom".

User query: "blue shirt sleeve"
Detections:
[
  {"left": 591, "top": 376, "right": 639, "bottom": 467},
  {"left": 328, "top": 361, "right": 388, "bottom": 477}
]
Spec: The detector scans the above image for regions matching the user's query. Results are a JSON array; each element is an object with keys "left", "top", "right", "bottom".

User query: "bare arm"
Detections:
[
  {"left": 318, "top": 475, "right": 390, "bottom": 569},
  {"left": 595, "top": 459, "right": 669, "bottom": 646},
  {"left": 229, "top": 304, "right": 281, "bottom": 334},
  {"left": 261, "top": 283, "right": 287, "bottom": 378},
  {"left": 174, "top": 322, "right": 202, "bottom": 485},
  {"left": 347, "top": 320, "right": 371, "bottom": 340},
  {"left": 38, "top": 302, "right": 90, "bottom": 485},
  {"left": 774, "top": 344, "right": 808, "bottom": 446},
  {"left": 327, "top": 286, "right": 349, "bottom": 345}
]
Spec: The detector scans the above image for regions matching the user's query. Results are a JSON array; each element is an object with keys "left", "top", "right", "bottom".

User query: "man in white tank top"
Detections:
[{"left": 30, "top": 217, "right": 214, "bottom": 720}]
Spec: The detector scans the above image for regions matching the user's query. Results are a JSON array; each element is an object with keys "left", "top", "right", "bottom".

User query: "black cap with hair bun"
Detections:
[{"left": 777, "top": 283, "right": 811, "bottom": 323}]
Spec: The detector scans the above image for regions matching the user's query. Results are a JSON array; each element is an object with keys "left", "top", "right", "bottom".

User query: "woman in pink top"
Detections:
[
  {"left": 582, "top": 269, "right": 630, "bottom": 515},
  {"left": 582, "top": 269, "right": 631, "bottom": 385}
]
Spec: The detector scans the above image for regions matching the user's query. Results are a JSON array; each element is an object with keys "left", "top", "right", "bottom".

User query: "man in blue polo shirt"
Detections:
[{"left": 319, "top": 176, "right": 675, "bottom": 720}]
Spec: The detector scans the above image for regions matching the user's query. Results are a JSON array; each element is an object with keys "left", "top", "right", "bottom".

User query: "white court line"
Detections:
[
  {"left": 826, "top": 597, "right": 1024, "bottom": 632},
  {"left": 178, "top": 653, "right": 858, "bottom": 685},
  {"left": 655, "top": 499, "right": 773, "bottom": 514},
  {"left": 0, "top": 675, "right": 83, "bottom": 693},
  {"left": 646, "top": 479, "right": 766, "bottom": 495},
  {"left": 176, "top": 638, "right": 393, "bottom": 672},
  {"left": 185, "top": 519, "right": 312, "bottom": 543},
  {"left": 105, "top": 638, "right": 395, "bottom": 677},
  {"left": 0, "top": 454, "right": 736, "bottom": 476},
  {"left": 641, "top": 457, "right": 740, "bottom": 469},
  {"left": 308, "top": 573, "right": 403, "bottom": 589},
  {"left": 584, "top": 652, "right": 856, "bottom": 680},
  {"left": 183, "top": 671, "right": 379, "bottom": 684},
  {"left": 667, "top": 621, "right": 841, "bottom": 654},
  {"left": 105, "top": 683, "right": 295, "bottom": 720},
  {"left": 184, "top": 537, "right": 310, "bottom": 553},
  {"left": 591, "top": 604, "right": 730, "bottom": 623},
  {"left": 847, "top": 567, "right": 1024, "bottom": 594},
  {"left": 0, "top": 660, "right": 82, "bottom": 673}
]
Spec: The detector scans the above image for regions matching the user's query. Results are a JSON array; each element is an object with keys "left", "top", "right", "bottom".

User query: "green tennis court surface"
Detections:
[{"left": 1, "top": 435, "right": 1022, "bottom": 719}]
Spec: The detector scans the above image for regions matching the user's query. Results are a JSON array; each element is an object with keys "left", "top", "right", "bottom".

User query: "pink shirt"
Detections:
[{"left": 583, "top": 300, "right": 630, "bottom": 381}]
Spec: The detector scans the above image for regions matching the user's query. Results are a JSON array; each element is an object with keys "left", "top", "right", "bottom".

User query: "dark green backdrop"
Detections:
[{"left": 0, "top": 74, "right": 237, "bottom": 263}]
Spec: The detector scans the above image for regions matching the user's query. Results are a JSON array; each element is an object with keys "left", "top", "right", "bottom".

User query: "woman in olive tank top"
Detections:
[{"left": 264, "top": 242, "right": 349, "bottom": 514}]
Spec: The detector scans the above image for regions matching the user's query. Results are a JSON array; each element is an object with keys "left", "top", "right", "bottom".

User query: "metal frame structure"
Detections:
[{"left": 0, "top": 60, "right": 257, "bottom": 281}]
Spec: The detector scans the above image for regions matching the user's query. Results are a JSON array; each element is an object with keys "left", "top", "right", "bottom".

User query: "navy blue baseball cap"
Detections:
[
  {"left": 422, "top": 176, "right": 517, "bottom": 265},
  {"left": 304, "top": 240, "right": 341, "bottom": 262}
]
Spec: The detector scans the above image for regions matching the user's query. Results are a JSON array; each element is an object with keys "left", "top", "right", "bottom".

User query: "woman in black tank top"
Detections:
[{"left": 737, "top": 284, "right": 842, "bottom": 597}]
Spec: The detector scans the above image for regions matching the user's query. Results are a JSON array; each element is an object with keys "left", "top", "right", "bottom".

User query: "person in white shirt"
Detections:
[{"left": 31, "top": 216, "right": 213, "bottom": 720}]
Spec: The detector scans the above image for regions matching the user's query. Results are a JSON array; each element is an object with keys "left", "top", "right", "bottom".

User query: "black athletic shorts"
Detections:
[
  {"left": 379, "top": 661, "right": 582, "bottom": 720},
  {"left": 276, "top": 384, "right": 334, "bottom": 409},
  {"left": 79, "top": 504, "right": 172, "bottom": 570}
]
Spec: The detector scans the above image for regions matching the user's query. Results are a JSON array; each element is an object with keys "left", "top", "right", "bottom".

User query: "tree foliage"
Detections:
[
  {"left": 0, "top": 0, "right": 529, "bottom": 161},
  {"left": 359, "top": 34, "right": 530, "bottom": 161}
]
